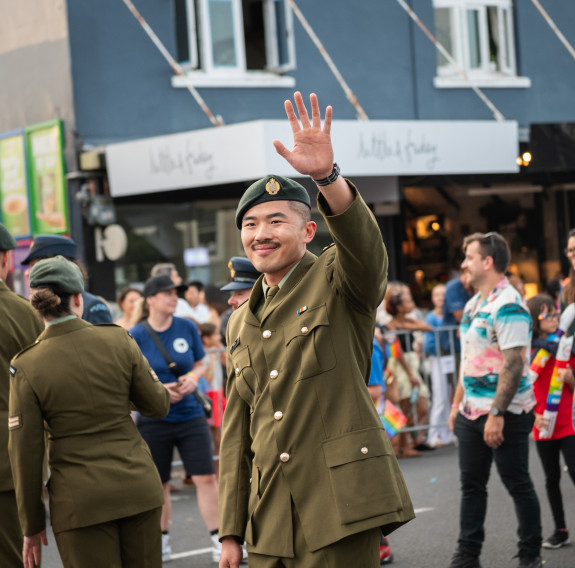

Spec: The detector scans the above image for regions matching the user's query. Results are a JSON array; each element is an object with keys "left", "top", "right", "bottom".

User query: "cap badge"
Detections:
[
  {"left": 228, "top": 260, "right": 236, "bottom": 279},
  {"left": 265, "top": 178, "right": 281, "bottom": 195}
]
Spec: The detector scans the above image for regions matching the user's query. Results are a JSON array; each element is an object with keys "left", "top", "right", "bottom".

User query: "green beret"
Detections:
[
  {"left": 0, "top": 222, "right": 17, "bottom": 251},
  {"left": 30, "top": 255, "right": 85, "bottom": 294},
  {"left": 236, "top": 175, "right": 311, "bottom": 229}
]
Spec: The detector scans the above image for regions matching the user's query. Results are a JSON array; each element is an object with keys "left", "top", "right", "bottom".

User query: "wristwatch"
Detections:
[
  {"left": 489, "top": 406, "right": 504, "bottom": 417},
  {"left": 312, "top": 163, "right": 340, "bottom": 186}
]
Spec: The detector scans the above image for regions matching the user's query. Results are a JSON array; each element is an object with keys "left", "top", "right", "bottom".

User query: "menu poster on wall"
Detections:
[
  {"left": 0, "top": 131, "right": 32, "bottom": 238},
  {"left": 26, "top": 120, "right": 68, "bottom": 235}
]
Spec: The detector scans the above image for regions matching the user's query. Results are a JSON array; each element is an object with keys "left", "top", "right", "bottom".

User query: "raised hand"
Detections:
[{"left": 273, "top": 92, "right": 334, "bottom": 180}]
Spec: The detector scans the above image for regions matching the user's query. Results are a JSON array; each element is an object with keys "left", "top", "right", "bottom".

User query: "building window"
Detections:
[
  {"left": 433, "top": 0, "right": 530, "bottom": 88},
  {"left": 173, "top": 0, "right": 296, "bottom": 87}
]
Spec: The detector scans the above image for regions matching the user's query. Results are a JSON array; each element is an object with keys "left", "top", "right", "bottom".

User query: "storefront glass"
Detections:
[{"left": 113, "top": 198, "right": 332, "bottom": 294}]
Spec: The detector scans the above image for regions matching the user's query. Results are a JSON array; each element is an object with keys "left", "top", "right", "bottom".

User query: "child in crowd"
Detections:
[
  {"left": 368, "top": 328, "right": 394, "bottom": 565},
  {"left": 424, "top": 284, "right": 454, "bottom": 447},
  {"left": 197, "top": 323, "right": 227, "bottom": 476},
  {"left": 527, "top": 294, "right": 575, "bottom": 549}
]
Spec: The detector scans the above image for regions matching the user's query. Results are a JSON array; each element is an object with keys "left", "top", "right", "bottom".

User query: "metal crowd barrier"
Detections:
[
  {"left": 383, "top": 326, "right": 460, "bottom": 433},
  {"left": 173, "top": 328, "right": 461, "bottom": 469}
]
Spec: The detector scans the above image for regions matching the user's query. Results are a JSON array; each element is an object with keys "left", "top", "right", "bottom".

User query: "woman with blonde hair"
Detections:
[
  {"left": 385, "top": 281, "right": 432, "bottom": 456},
  {"left": 115, "top": 286, "right": 143, "bottom": 329}
]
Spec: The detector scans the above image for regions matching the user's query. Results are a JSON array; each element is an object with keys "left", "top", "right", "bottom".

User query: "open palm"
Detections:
[{"left": 273, "top": 92, "right": 334, "bottom": 180}]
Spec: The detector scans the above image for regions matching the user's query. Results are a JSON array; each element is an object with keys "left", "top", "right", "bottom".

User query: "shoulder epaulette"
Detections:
[
  {"left": 320, "top": 243, "right": 336, "bottom": 255},
  {"left": 93, "top": 323, "right": 121, "bottom": 328},
  {"left": 12, "top": 340, "right": 41, "bottom": 361}
]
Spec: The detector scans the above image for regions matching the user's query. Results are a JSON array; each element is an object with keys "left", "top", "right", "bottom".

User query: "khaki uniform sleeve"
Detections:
[
  {"left": 126, "top": 332, "right": 170, "bottom": 418},
  {"left": 8, "top": 364, "right": 46, "bottom": 537},
  {"left": 317, "top": 181, "right": 388, "bottom": 313},
  {"left": 218, "top": 333, "right": 253, "bottom": 540}
]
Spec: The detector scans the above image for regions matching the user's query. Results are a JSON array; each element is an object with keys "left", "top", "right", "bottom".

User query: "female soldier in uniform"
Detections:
[{"left": 8, "top": 256, "right": 170, "bottom": 568}]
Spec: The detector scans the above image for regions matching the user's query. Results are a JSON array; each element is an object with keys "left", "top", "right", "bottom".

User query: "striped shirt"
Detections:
[{"left": 459, "top": 277, "right": 534, "bottom": 420}]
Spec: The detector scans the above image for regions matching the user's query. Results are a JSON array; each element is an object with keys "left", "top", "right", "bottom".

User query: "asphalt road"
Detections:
[{"left": 40, "top": 440, "right": 575, "bottom": 567}]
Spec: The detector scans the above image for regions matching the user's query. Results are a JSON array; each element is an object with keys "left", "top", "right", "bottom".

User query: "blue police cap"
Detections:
[
  {"left": 220, "top": 257, "right": 261, "bottom": 291},
  {"left": 21, "top": 235, "right": 78, "bottom": 265}
]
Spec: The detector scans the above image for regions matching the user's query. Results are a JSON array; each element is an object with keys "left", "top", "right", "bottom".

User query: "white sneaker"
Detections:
[
  {"left": 211, "top": 533, "right": 222, "bottom": 563},
  {"left": 162, "top": 533, "right": 172, "bottom": 563}
]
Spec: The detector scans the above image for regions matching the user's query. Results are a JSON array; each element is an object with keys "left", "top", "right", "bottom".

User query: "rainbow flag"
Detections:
[
  {"left": 385, "top": 337, "right": 402, "bottom": 360},
  {"left": 540, "top": 334, "right": 574, "bottom": 438},
  {"left": 529, "top": 348, "right": 551, "bottom": 383},
  {"left": 380, "top": 399, "right": 407, "bottom": 438}
]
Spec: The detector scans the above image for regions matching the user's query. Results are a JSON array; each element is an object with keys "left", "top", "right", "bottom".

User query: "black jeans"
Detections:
[
  {"left": 535, "top": 434, "right": 575, "bottom": 530},
  {"left": 454, "top": 411, "right": 541, "bottom": 557}
]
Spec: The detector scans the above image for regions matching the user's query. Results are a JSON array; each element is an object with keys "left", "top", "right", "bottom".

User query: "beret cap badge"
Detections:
[{"left": 265, "top": 178, "right": 281, "bottom": 195}]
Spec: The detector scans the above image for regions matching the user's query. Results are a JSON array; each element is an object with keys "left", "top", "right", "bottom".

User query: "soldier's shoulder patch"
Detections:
[
  {"left": 13, "top": 340, "right": 41, "bottom": 360},
  {"left": 8, "top": 414, "right": 22, "bottom": 430},
  {"left": 230, "top": 337, "right": 240, "bottom": 355},
  {"left": 149, "top": 368, "right": 160, "bottom": 382},
  {"left": 320, "top": 243, "right": 336, "bottom": 255}
]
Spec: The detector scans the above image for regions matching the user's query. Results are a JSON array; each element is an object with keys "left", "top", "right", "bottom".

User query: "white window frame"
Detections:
[
  {"left": 173, "top": 0, "right": 296, "bottom": 88},
  {"left": 433, "top": 0, "right": 530, "bottom": 88}
]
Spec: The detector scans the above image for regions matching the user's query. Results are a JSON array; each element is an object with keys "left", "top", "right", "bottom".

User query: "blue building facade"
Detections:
[{"left": 1, "top": 0, "right": 574, "bottom": 302}]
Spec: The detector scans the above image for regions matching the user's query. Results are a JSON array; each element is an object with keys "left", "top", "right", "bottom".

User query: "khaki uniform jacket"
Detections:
[
  {"left": 0, "top": 281, "right": 43, "bottom": 493},
  {"left": 8, "top": 318, "right": 169, "bottom": 536},
  {"left": 219, "top": 187, "right": 414, "bottom": 557}
]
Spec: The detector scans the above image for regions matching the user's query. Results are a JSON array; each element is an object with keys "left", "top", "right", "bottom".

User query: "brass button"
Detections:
[
  {"left": 280, "top": 452, "right": 290, "bottom": 463},
  {"left": 274, "top": 411, "right": 283, "bottom": 421},
  {"left": 301, "top": 326, "right": 309, "bottom": 334},
  {"left": 361, "top": 446, "right": 368, "bottom": 454},
  {"left": 270, "top": 370, "right": 278, "bottom": 379},
  {"left": 235, "top": 367, "right": 240, "bottom": 376},
  {"left": 263, "top": 330, "right": 272, "bottom": 339}
]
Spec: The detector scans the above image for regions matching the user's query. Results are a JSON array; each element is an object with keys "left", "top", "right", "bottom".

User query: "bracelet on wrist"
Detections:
[{"left": 451, "top": 403, "right": 459, "bottom": 409}]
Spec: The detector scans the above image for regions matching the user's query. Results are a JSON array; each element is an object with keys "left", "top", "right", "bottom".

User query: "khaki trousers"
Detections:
[
  {"left": 0, "top": 490, "right": 24, "bottom": 568},
  {"left": 247, "top": 504, "right": 381, "bottom": 568},
  {"left": 54, "top": 507, "right": 162, "bottom": 568}
]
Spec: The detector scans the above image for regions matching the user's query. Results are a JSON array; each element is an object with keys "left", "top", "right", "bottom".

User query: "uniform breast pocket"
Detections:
[
  {"left": 284, "top": 304, "right": 336, "bottom": 381},
  {"left": 230, "top": 345, "right": 258, "bottom": 407}
]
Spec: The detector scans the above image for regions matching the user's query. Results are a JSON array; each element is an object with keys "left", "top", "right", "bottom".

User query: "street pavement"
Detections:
[{"left": 40, "top": 440, "right": 575, "bottom": 567}]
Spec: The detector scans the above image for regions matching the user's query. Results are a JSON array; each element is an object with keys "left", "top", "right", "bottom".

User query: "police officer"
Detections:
[
  {"left": 218, "top": 93, "right": 414, "bottom": 568},
  {"left": 8, "top": 256, "right": 169, "bottom": 568},
  {"left": 0, "top": 223, "right": 43, "bottom": 567},
  {"left": 219, "top": 257, "right": 261, "bottom": 339},
  {"left": 21, "top": 235, "right": 113, "bottom": 324}
]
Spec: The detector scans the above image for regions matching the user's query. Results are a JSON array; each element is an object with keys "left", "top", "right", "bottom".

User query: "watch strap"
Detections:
[{"left": 312, "top": 163, "right": 340, "bottom": 186}]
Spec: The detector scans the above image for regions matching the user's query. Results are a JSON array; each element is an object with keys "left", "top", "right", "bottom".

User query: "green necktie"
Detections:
[{"left": 265, "top": 285, "right": 280, "bottom": 305}]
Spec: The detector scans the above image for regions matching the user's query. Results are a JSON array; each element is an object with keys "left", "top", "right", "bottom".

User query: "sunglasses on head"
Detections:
[{"left": 538, "top": 312, "right": 559, "bottom": 321}]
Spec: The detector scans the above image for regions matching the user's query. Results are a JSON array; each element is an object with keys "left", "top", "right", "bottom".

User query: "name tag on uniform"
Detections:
[{"left": 230, "top": 337, "right": 240, "bottom": 355}]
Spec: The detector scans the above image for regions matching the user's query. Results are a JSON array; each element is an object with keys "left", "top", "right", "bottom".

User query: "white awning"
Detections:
[{"left": 105, "top": 119, "right": 519, "bottom": 197}]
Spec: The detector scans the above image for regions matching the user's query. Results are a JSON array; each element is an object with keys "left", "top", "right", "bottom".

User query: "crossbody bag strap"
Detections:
[{"left": 141, "top": 320, "right": 181, "bottom": 378}]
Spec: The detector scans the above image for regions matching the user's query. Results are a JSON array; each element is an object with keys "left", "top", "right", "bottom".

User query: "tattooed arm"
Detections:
[{"left": 484, "top": 346, "right": 525, "bottom": 448}]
